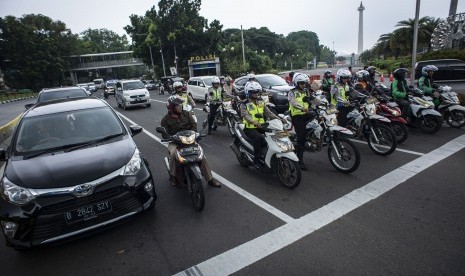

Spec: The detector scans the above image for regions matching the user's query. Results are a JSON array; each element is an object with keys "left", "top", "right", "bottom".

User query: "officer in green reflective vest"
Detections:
[
  {"left": 240, "top": 81, "right": 283, "bottom": 168},
  {"left": 207, "top": 76, "right": 225, "bottom": 134}
]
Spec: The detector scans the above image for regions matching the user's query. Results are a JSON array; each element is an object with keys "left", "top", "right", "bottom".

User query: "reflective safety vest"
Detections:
[
  {"left": 243, "top": 101, "right": 265, "bottom": 128},
  {"left": 181, "top": 93, "right": 189, "bottom": 107},
  {"left": 331, "top": 83, "right": 349, "bottom": 106},
  {"left": 289, "top": 90, "right": 309, "bottom": 116},
  {"left": 209, "top": 87, "right": 222, "bottom": 101}
]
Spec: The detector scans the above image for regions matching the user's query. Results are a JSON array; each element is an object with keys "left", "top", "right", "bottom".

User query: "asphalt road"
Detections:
[{"left": 0, "top": 90, "right": 464, "bottom": 276}]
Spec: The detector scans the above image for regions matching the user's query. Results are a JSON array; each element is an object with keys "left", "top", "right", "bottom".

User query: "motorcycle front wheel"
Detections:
[
  {"left": 390, "top": 121, "right": 409, "bottom": 144},
  {"left": 367, "top": 124, "right": 397, "bottom": 156},
  {"left": 418, "top": 114, "right": 442, "bottom": 134},
  {"left": 445, "top": 110, "right": 465, "bottom": 128},
  {"left": 188, "top": 171, "right": 205, "bottom": 211},
  {"left": 276, "top": 157, "right": 301, "bottom": 189},
  {"left": 327, "top": 137, "right": 360, "bottom": 173}
]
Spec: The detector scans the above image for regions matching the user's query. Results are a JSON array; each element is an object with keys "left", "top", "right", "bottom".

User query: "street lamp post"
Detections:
[
  {"left": 148, "top": 45, "right": 155, "bottom": 76},
  {"left": 159, "top": 42, "right": 166, "bottom": 77}
]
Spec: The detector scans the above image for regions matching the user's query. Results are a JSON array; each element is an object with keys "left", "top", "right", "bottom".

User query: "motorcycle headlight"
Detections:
[
  {"left": 274, "top": 137, "right": 294, "bottom": 152},
  {"left": 329, "top": 117, "right": 338, "bottom": 126},
  {"left": 1, "top": 177, "right": 35, "bottom": 205},
  {"left": 366, "top": 107, "right": 376, "bottom": 116},
  {"left": 392, "top": 110, "right": 401, "bottom": 117},
  {"left": 121, "top": 149, "right": 142, "bottom": 175},
  {"left": 180, "top": 133, "right": 196, "bottom": 145}
]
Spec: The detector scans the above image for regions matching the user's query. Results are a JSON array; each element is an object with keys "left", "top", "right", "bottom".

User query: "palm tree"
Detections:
[{"left": 393, "top": 17, "right": 432, "bottom": 55}]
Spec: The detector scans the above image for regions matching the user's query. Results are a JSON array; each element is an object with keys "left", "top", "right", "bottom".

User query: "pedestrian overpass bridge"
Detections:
[{"left": 67, "top": 51, "right": 145, "bottom": 83}]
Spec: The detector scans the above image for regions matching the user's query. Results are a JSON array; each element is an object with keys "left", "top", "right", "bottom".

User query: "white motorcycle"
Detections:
[
  {"left": 229, "top": 117, "right": 301, "bottom": 189},
  {"left": 283, "top": 91, "right": 360, "bottom": 173},
  {"left": 408, "top": 88, "right": 443, "bottom": 134},
  {"left": 437, "top": 86, "right": 465, "bottom": 128}
]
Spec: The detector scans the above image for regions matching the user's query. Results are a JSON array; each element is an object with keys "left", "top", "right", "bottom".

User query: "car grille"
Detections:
[
  {"left": 129, "top": 94, "right": 146, "bottom": 99},
  {"left": 31, "top": 186, "right": 145, "bottom": 242}
]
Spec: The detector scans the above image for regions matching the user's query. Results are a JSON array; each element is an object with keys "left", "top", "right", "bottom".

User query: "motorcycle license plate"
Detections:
[
  {"left": 180, "top": 147, "right": 200, "bottom": 155},
  {"left": 64, "top": 200, "right": 112, "bottom": 224}
]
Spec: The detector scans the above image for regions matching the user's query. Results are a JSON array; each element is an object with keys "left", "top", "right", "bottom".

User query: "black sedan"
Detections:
[
  {"left": 232, "top": 74, "right": 293, "bottom": 113},
  {"left": 0, "top": 97, "right": 156, "bottom": 249}
]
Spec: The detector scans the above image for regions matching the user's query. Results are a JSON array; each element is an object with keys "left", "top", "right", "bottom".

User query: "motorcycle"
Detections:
[
  {"left": 204, "top": 96, "right": 239, "bottom": 137},
  {"left": 158, "top": 83, "right": 165, "bottom": 95},
  {"left": 436, "top": 86, "right": 465, "bottom": 128},
  {"left": 282, "top": 91, "right": 361, "bottom": 173},
  {"left": 156, "top": 127, "right": 207, "bottom": 211},
  {"left": 375, "top": 94, "right": 409, "bottom": 144},
  {"left": 407, "top": 87, "right": 443, "bottom": 134},
  {"left": 340, "top": 92, "right": 398, "bottom": 156},
  {"left": 229, "top": 116, "right": 301, "bottom": 189}
]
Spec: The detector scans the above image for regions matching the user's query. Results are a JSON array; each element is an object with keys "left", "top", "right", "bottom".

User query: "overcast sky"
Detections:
[{"left": 1, "top": 0, "right": 464, "bottom": 55}]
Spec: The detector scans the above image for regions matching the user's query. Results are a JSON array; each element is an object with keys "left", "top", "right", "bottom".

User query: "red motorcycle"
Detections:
[{"left": 375, "top": 94, "right": 409, "bottom": 144}]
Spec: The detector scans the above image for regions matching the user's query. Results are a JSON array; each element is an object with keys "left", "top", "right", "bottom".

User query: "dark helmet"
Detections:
[
  {"left": 166, "top": 95, "right": 184, "bottom": 109},
  {"left": 393, "top": 68, "right": 409, "bottom": 79},
  {"left": 367, "top": 66, "right": 377, "bottom": 75}
]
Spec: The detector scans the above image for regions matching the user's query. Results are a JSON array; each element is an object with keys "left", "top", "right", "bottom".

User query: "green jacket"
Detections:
[
  {"left": 322, "top": 77, "right": 334, "bottom": 92},
  {"left": 418, "top": 76, "right": 437, "bottom": 95},
  {"left": 161, "top": 111, "right": 197, "bottom": 136},
  {"left": 391, "top": 79, "right": 408, "bottom": 100}
]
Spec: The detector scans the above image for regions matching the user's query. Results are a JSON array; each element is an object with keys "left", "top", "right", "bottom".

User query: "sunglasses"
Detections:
[{"left": 297, "top": 81, "right": 306, "bottom": 85}]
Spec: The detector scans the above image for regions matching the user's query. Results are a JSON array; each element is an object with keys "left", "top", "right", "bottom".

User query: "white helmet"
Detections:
[
  {"left": 244, "top": 81, "right": 262, "bottom": 98},
  {"left": 292, "top": 72, "right": 309, "bottom": 88},
  {"left": 211, "top": 76, "right": 220, "bottom": 84},
  {"left": 336, "top": 68, "right": 352, "bottom": 83},
  {"left": 422, "top": 65, "right": 438, "bottom": 76},
  {"left": 173, "top": 81, "right": 183, "bottom": 89},
  {"left": 355, "top": 70, "right": 369, "bottom": 81}
]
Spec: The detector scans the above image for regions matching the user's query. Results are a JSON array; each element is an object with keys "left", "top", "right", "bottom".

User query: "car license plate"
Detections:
[{"left": 64, "top": 200, "right": 112, "bottom": 224}]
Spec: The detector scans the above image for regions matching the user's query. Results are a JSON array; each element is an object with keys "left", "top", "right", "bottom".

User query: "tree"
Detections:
[
  {"left": 0, "top": 14, "right": 80, "bottom": 89},
  {"left": 79, "top": 28, "right": 129, "bottom": 53}
]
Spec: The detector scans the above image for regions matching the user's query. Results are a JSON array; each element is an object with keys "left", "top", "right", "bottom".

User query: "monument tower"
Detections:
[{"left": 358, "top": 2, "right": 365, "bottom": 54}]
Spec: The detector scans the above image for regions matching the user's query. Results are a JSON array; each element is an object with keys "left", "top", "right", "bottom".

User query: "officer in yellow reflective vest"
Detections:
[
  {"left": 331, "top": 68, "right": 354, "bottom": 127},
  {"left": 288, "top": 72, "right": 314, "bottom": 170},
  {"left": 240, "top": 81, "right": 284, "bottom": 168},
  {"left": 207, "top": 76, "right": 225, "bottom": 134},
  {"left": 174, "top": 81, "right": 197, "bottom": 125}
]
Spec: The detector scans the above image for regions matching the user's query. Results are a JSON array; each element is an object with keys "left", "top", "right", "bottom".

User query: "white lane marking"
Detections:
[
  {"left": 173, "top": 134, "right": 465, "bottom": 276},
  {"left": 150, "top": 99, "right": 203, "bottom": 111},
  {"left": 349, "top": 139, "right": 425, "bottom": 156},
  {"left": 116, "top": 112, "right": 294, "bottom": 223}
]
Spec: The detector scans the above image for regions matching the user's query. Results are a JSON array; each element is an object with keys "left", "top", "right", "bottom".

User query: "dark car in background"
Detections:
[
  {"left": 415, "top": 59, "right": 465, "bottom": 81},
  {"left": 0, "top": 97, "right": 156, "bottom": 249},
  {"left": 142, "top": 80, "right": 158, "bottom": 90},
  {"left": 25, "top": 86, "right": 89, "bottom": 109},
  {"left": 160, "top": 76, "right": 185, "bottom": 94},
  {"left": 232, "top": 74, "right": 294, "bottom": 113}
]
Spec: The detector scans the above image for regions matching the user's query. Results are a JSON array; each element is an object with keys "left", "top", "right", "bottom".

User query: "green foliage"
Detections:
[{"left": 79, "top": 28, "right": 129, "bottom": 53}]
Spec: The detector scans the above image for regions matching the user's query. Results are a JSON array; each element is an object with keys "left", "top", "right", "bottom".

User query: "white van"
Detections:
[
  {"left": 187, "top": 76, "right": 215, "bottom": 101},
  {"left": 93, "top": 78, "right": 105, "bottom": 89},
  {"left": 115, "top": 80, "right": 151, "bottom": 109}
]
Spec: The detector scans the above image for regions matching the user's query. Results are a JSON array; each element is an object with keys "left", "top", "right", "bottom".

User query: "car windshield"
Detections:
[
  {"left": 202, "top": 77, "right": 215, "bottom": 86},
  {"left": 123, "top": 81, "right": 145, "bottom": 90},
  {"left": 106, "top": 82, "right": 116, "bottom": 88},
  {"left": 14, "top": 107, "right": 125, "bottom": 154},
  {"left": 38, "top": 88, "right": 88, "bottom": 102},
  {"left": 256, "top": 75, "right": 288, "bottom": 88}
]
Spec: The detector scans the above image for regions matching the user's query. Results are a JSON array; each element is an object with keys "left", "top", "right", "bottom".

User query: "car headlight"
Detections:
[
  {"left": 1, "top": 177, "right": 35, "bottom": 205},
  {"left": 122, "top": 149, "right": 142, "bottom": 175},
  {"left": 180, "top": 133, "right": 195, "bottom": 145},
  {"left": 274, "top": 137, "right": 294, "bottom": 152}
]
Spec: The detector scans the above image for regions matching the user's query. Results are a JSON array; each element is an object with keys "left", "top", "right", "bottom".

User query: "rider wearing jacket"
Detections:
[
  {"left": 240, "top": 82, "right": 283, "bottom": 168},
  {"left": 288, "top": 72, "right": 314, "bottom": 170},
  {"left": 161, "top": 96, "right": 221, "bottom": 187},
  {"left": 331, "top": 68, "right": 354, "bottom": 127},
  {"left": 174, "top": 81, "right": 196, "bottom": 109},
  {"left": 353, "top": 70, "right": 372, "bottom": 96},
  {"left": 207, "top": 76, "right": 226, "bottom": 134},
  {"left": 391, "top": 68, "right": 411, "bottom": 119},
  {"left": 321, "top": 70, "right": 334, "bottom": 102},
  {"left": 418, "top": 65, "right": 440, "bottom": 106}
]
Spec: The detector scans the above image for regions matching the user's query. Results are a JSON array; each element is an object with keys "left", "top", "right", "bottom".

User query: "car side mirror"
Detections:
[
  {"left": 0, "top": 148, "right": 6, "bottom": 161},
  {"left": 25, "top": 103, "right": 34, "bottom": 110},
  {"left": 130, "top": 125, "right": 143, "bottom": 136}
]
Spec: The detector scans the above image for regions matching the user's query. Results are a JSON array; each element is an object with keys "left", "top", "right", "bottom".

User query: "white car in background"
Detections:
[
  {"left": 187, "top": 76, "right": 215, "bottom": 101},
  {"left": 115, "top": 80, "right": 151, "bottom": 110}
]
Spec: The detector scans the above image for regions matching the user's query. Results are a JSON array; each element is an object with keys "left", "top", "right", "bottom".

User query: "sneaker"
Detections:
[{"left": 208, "top": 178, "right": 221, "bottom": 187}]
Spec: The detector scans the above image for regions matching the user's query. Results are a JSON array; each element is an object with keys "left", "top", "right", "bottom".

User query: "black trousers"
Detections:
[
  {"left": 291, "top": 114, "right": 310, "bottom": 161},
  {"left": 244, "top": 128, "right": 265, "bottom": 162},
  {"left": 208, "top": 103, "right": 221, "bottom": 130},
  {"left": 337, "top": 106, "right": 353, "bottom": 127},
  {"left": 395, "top": 99, "right": 411, "bottom": 119}
]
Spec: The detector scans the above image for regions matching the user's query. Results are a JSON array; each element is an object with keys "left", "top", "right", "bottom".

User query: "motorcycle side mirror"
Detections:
[
  {"left": 156, "top": 127, "right": 167, "bottom": 134},
  {"left": 130, "top": 125, "right": 143, "bottom": 136},
  {"left": 209, "top": 92, "right": 213, "bottom": 96},
  {"left": 255, "top": 113, "right": 264, "bottom": 118}
]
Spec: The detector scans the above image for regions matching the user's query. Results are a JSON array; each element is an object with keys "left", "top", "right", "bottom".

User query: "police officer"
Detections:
[
  {"left": 331, "top": 68, "right": 354, "bottom": 127},
  {"left": 240, "top": 82, "right": 284, "bottom": 168},
  {"left": 207, "top": 76, "right": 225, "bottom": 134},
  {"left": 288, "top": 72, "right": 314, "bottom": 170}
]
